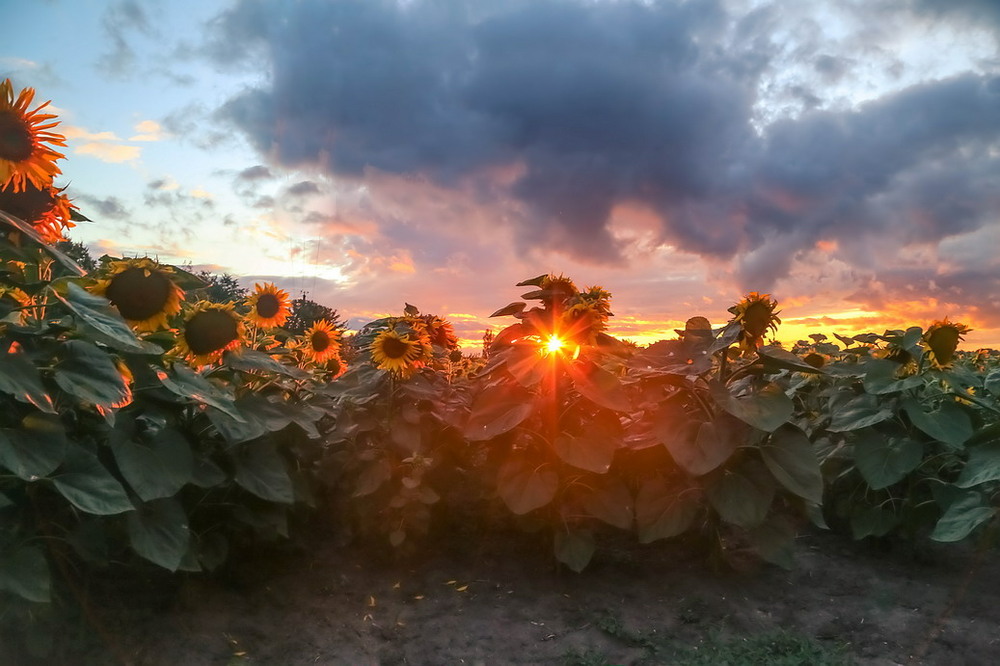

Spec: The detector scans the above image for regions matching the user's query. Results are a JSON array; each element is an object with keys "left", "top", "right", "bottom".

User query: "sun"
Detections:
[{"left": 545, "top": 335, "right": 565, "bottom": 354}]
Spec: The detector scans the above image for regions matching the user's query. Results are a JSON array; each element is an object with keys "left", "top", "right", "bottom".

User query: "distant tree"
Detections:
[
  {"left": 285, "top": 293, "right": 345, "bottom": 335},
  {"left": 56, "top": 239, "right": 97, "bottom": 273},
  {"left": 194, "top": 270, "right": 248, "bottom": 304}
]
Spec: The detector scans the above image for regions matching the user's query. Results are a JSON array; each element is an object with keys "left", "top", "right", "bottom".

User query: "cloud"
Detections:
[
  {"left": 206, "top": 0, "right": 1000, "bottom": 340},
  {"left": 75, "top": 142, "right": 142, "bottom": 163},
  {"left": 129, "top": 119, "right": 168, "bottom": 141},
  {"left": 98, "top": 0, "right": 154, "bottom": 77},
  {"left": 71, "top": 193, "right": 131, "bottom": 220}
]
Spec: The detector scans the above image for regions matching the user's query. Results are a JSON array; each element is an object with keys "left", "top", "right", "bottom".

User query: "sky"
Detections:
[{"left": 4, "top": 0, "right": 1000, "bottom": 350}]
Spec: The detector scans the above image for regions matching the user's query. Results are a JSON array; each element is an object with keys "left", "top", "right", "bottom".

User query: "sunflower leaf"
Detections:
[{"left": 48, "top": 281, "right": 159, "bottom": 354}]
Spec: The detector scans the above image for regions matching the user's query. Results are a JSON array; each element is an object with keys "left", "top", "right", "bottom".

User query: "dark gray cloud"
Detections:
[
  {"left": 207, "top": 0, "right": 1000, "bottom": 316},
  {"left": 236, "top": 165, "right": 275, "bottom": 182},
  {"left": 98, "top": 0, "right": 154, "bottom": 77},
  {"left": 72, "top": 193, "right": 131, "bottom": 221}
]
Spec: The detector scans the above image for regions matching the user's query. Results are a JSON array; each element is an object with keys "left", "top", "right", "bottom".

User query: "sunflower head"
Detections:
[
  {"left": 173, "top": 301, "right": 246, "bottom": 366},
  {"left": 0, "top": 79, "right": 66, "bottom": 193},
  {"left": 578, "top": 285, "right": 613, "bottom": 316},
  {"left": 370, "top": 328, "right": 427, "bottom": 378},
  {"left": 729, "top": 292, "right": 781, "bottom": 351},
  {"left": 0, "top": 181, "right": 76, "bottom": 244},
  {"left": 302, "top": 319, "right": 342, "bottom": 364},
  {"left": 245, "top": 282, "right": 291, "bottom": 328},
  {"left": 415, "top": 314, "right": 458, "bottom": 350},
  {"left": 560, "top": 301, "right": 606, "bottom": 346},
  {"left": 91, "top": 258, "right": 185, "bottom": 332},
  {"left": 539, "top": 273, "right": 579, "bottom": 309},
  {"left": 802, "top": 352, "right": 826, "bottom": 369},
  {"left": 923, "top": 318, "right": 972, "bottom": 367}
]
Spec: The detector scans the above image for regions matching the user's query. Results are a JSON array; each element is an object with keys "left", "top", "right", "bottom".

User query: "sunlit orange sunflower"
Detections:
[
  {"left": 91, "top": 257, "right": 185, "bottom": 332},
  {"left": 417, "top": 314, "right": 458, "bottom": 350},
  {"left": 561, "top": 301, "right": 606, "bottom": 346},
  {"left": 924, "top": 318, "right": 972, "bottom": 367},
  {"left": 0, "top": 182, "right": 76, "bottom": 243},
  {"left": 173, "top": 301, "right": 246, "bottom": 366},
  {"left": 245, "top": 282, "right": 291, "bottom": 328},
  {"left": 370, "top": 329, "right": 425, "bottom": 378},
  {"left": 302, "top": 319, "right": 342, "bottom": 363},
  {"left": 0, "top": 285, "right": 31, "bottom": 322},
  {"left": 0, "top": 79, "right": 66, "bottom": 193},
  {"left": 729, "top": 292, "right": 781, "bottom": 351},
  {"left": 578, "top": 285, "right": 613, "bottom": 316},
  {"left": 324, "top": 353, "right": 346, "bottom": 379}
]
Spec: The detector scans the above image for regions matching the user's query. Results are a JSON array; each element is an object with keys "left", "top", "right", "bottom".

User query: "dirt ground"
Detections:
[{"left": 11, "top": 525, "right": 1000, "bottom": 666}]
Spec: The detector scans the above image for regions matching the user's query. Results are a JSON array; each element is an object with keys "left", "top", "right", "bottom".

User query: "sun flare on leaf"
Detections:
[{"left": 0, "top": 79, "right": 67, "bottom": 193}]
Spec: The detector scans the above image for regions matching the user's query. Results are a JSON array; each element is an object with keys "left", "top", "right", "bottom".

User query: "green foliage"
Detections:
[{"left": 285, "top": 292, "right": 345, "bottom": 335}]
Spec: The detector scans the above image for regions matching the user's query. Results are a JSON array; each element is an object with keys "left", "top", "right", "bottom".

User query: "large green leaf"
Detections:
[
  {"left": 711, "top": 381, "right": 793, "bottom": 432},
  {"left": 705, "top": 458, "right": 775, "bottom": 528},
  {"left": 956, "top": 442, "right": 1000, "bottom": 488},
  {"left": 206, "top": 406, "right": 268, "bottom": 444},
  {"left": 747, "top": 515, "right": 795, "bottom": 570},
  {"left": 863, "top": 359, "right": 924, "bottom": 395},
  {"left": 0, "top": 412, "right": 67, "bottom": 480},
  {"left": 126, "top": 498, "right": 190, "bottom": 571},
  {"left": 231, "top": 440, "right": 294, "bottom": 504},
  {"left": 111, "top": 426, "right": 194, "bottom": 501},
  {"left": 757, "top": 345, "right": 824, "bottom": 374},
  {"left": 48, "top": 282, "right": 157, "bottom": 354},
  {"left": 853, "top": 431, "right": 923, "bottom": 490},
  {"left": 0, "top": 545, "right": 50, "bottom": 602},
  {"left": 0, "top": 351, "right": 55, "bottom": 413},
  {"left": 552, "top": 410, "right": 620, "bottom": 474},
  {"left": 760, "top": 424, "right": 823, "bottom": 503},
  {"left": 567, "top": 360, "right": 631, "bottom": 412},
  {"left": 554, "top": 529, "right": 595, "bottom": 573},
  {"left": 826, "top": 393, "right": 893, "bottom": 432},
  {"left": 634, "top": 477, "right": 700, "bottom": 543},
  {"left": 931, "top": 491, "right": 994, "bottom": 542},
  {"left": 506, "top": 345, "right": 546, "bottom": 388},
  {"left": 662, "top": 414, "right": 741, "bottom": 477},
  {"left": 850, "top": 504, "right": 899, "bottom": 539},
  {"left": 581, "top": 478, "right": 634, "bottom": 530},
  {"left": 53, "top": 340, "right": 130, "bottom": 409},
  {"left": 156, "top": 363, "right": 243, "bottom": 421},
  {"left": 902, "top": 398, "right": 973, "bottom": 450},
  {"left": 464, "top": 385, "right": 535, "bottom": 441},
  {"left": 223, "top": 349, "right": 309, "bottom": 379},
  {"left": 52, "top": 447, "right": 134, "bottom": 515},
  {"left": 496, "top": 453, "right": 558, "bottom": 515},
  {"left": 985, "top": 369, "right": 1000, "bottom": 398}
]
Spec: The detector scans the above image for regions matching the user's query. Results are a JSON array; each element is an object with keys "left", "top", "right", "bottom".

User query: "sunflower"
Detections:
[
  {"left": 561, "top": 301, "right": 606, "bottom": 346},
  {"left": 173, "top": 301, "right": 245, "bottom": 366},
  {"left": 245, "top": 282, "right": 291, "bottom": 328},
  {"left": 91, "top": 257, "right": 185, "bottom": 332},
  {"left": 539, "top": 273, "right": 579, "bottom": 308},
  {"left": 924, "top": 318, "right": 972, "bottom": 367},
  {"left": 578, "top": 285, "right": 613, "bottom": 316},
  {"left": 0, "top": 182, "right": 76, "bottom": 243},
  {"left": 370, "top": 329, "right": 426, "bottom": 378},
  {"left": 415, "top": 314, "right": 458, "bottom": 350},
  {"left": 0, "top": 79, "right": 66, "bottom": 193},
  {"left": 302, "top": 319, "right": 342, "bottom": 364},
  {"left": 728, "top": 292, "right": 781, "bottom": 351}
]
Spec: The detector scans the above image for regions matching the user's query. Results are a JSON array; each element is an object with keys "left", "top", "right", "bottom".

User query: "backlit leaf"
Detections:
[
  {"left": 497, "top": 453, "right": 557, "bottom": 514},
  {"left": 553, "top": 410, "right": 621, "bottom": 474},
  {"left": 581, "top": 478, "right": 633, "bottom": 529},
  {"left": 711, "top": 381, "right": 793, "bottom": 432},
  {"left": 853, "top": 430, "right": 923, "bottom": 490},
  {"left": 554, "top": 529, "right": 595, "bottom": 573},
  {"left": 53, "top": 340, "right": 131, "bottom": 409},
  {"left": 0, "top": 351, "right": 55, "bottom": 413},
  {"left": 49, "top": 282, "right": 157, "bottom": 353},
  {"left": 705, "top": 458, "right": 775, "bottom": 528},
  {"left": 634, "top": 477, "right": 700, "bottom": 543},
  {"left": 567, "top": 359, "right": 631, "bottom": 412},
  {"left": 661, "top": 415, "right": 740, "bottom": 477},
  {"left": 464, "top": 385, "right": 535, "bottom": 441}
]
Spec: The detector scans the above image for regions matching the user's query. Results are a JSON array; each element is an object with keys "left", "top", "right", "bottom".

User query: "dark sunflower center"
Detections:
[
  {"left": 311, "top": 330, "right": 331, "bottom": 353},
  {"left": 0, "top": 183, "right": 53, "bottom": 223},
  {"left": 255, "top": 293, "right": 281, "bottom": 319},
  {"left": 743, "top": 302, "right": 772, "bottom": 338},
  {"left": 185, "top": 309, "right": 239, "bottom": 355},
  {"left": 0, "top": 111, "right": 34, "bottom": 162},
  {"left": 929, "top": 328, "right": 960, "bottom": 363},
  {"left": 381, "top": 336, "right": 410, "bottom": 359},
  {"left": 105, "top": 267, "right": 172, "bottom": 321}
]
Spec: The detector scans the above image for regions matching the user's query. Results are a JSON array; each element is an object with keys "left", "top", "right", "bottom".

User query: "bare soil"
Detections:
[{"left": 8, "top": 526, "right": 1000, "bottom": 666}]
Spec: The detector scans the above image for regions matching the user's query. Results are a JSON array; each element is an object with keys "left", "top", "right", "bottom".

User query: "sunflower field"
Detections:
[{"left": 3, "top": 78, "right": 1000, "bottom": 653}]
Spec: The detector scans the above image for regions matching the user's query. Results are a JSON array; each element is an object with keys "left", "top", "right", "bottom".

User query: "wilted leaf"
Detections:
[
  {"left": 760, "top": 423, "right": 823, "bottom": 503},
  {"left": 497, "top": 453, "right": 558, "bottom": 514}
]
